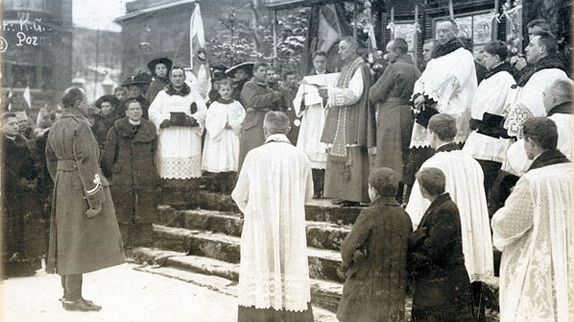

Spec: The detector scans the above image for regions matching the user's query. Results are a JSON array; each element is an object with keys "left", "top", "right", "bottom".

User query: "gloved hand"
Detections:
[
  {"left": 86, "top": 203, "right": 102, "bottom": 218},
  {"left": 160, "top": 119, "right": 171, "bottom": 129},
  {"left": 183, "top": 117, "right": 199, "bottom": 127},
  {"left": 352, "top": 248, "right": 367, "bottom": 264},
  {"left": 190, "top": 102, "right": 198, "bottom": 114}
]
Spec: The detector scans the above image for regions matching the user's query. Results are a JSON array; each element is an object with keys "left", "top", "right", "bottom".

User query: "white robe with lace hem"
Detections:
[
  {"left": 232, "top": 134, "right": 314, "bottom": 311},
  {"left": 406, "top": 150, "right": 494, "bottom": 282},
  {"left": 492, "top": 162, "right": 573, "bottom": 322}
]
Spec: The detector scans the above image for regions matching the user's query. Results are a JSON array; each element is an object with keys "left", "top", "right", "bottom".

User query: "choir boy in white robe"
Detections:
[
  {"left": 463, "top": 41, "right": 516, "bottom": 196},
  {"left": 202, "top": 78, "right": 245, "bottom": 193},
  {"left": 406, "top": 19, "right": 477, "bottom": 200},
  {"left": 492, "top": 117, "right": 572, "bottom": 322},
  {"left": 292, "top": 51, "right": 335, "bottom": 198},
  {"left": 406, "top": 113, "right": 494, "bottom": 320},
  {"left": 232, "top": 111, "right": 314, "bottom": 322},
  {"left": 148, "top": 67, "right": 207, "bottom": 179}
]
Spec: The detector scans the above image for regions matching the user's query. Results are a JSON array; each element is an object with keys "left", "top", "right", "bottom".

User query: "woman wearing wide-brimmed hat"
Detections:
[
  {"left": 226, "top": 62, "right": 254, "bottom": 102},
  {"left": 92, "top": 95, "right": 122, "bottom": 147},
  {"left": 145, "top": 57, "right": 173, "bottom": 104},
  {"left": 121, "top": 72, "right": 152, "bottom": 119}
]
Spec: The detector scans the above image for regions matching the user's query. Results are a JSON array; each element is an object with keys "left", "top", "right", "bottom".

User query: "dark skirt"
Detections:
[
  {"left": 238, "top": 303, "right": 313, "bottom": 322},
  {"left": 323, "top": 146, "right": 369, "bottom": 203},
  {"left": 374, "top": 102, "right": 414, "bottom": 182}
]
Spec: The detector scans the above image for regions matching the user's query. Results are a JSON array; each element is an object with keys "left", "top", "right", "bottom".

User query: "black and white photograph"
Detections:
[{"left": 1, "top": 0, "right": 572, "bottom": 321}]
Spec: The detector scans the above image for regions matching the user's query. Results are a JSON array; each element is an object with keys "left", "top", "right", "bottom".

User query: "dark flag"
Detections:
[{"left": 301, "top": 3, "right": 353, "bottom": 75}]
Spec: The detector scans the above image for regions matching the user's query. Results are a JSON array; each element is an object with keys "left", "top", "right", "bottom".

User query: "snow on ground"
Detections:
[{"left": 2, "top": 264, "right": 238, "bottom": 322}]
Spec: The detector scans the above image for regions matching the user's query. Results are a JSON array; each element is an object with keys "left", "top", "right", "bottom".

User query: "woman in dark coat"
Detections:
[
  {"left": 102, "top": 99, "right": 160, "bottom": 248},
  {"left": 144, "top": 57, "right": 172, "bottom": 104},
  {"left": 91, "top": 95, "right": 122, "bottom": 147},
  {"left": 408, "top": 167, "right": 474, "bottom": 322},
  {"left": 337, "top": 168, "right": 413, "bottom": 322}
]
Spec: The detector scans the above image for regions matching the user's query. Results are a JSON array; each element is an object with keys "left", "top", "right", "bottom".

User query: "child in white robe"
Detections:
[{"left": 201, "top": 79, "right": 246, "bottom": 192}]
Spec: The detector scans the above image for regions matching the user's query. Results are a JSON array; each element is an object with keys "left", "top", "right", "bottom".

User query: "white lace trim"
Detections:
[
  {"left": 504, "top": 102, "right": 534, "bottom": 138},
  {"left": 157, "top": 156, "right": 202, "bottom": 179},
  {"left": 238, "top": 275, "right": 311, "bottom": 312},
  {"left": 409, "top": 111, "right": 471, "bottom": 148}
]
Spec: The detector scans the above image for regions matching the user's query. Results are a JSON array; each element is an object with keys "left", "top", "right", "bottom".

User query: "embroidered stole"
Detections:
[{"left": 330, "top": 57, "right": 363, "bottom": 162}]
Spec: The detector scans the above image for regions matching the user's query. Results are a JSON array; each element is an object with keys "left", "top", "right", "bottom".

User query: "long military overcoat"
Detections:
[{"left": 45, "top": 108, "right": 125, "bottom": 275}]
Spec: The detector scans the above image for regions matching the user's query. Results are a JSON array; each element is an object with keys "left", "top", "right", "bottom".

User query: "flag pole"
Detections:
[
  {"left": 273, "top": 9, "right": 278, "bottom": 67},
  {"left": 492, "top": 0, "right": 499, "bottom": 40},
  {"left": 353, "top": 0, "right": 358, "bottom": 39},
  {"left": 448, "top": 0, "right": 454, "bottom": 20},
  {"left": 94, "top": 27, "right": 100, "bottom": 101},
  {"left": 390, "top": 7, "right": 395, "bottom": 39},
  {"left": 413, "top": 5, "right": 419, "bottom": 67}
]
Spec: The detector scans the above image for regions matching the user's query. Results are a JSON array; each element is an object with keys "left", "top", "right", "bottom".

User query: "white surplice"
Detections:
[
  {"left": 549, "top": 113, "right": 573, "bottom": 160},
  {"left": 406, "top": 149, "right": 494, "bottom": 282},
  {"left": 410, "top": 47, "right": 477, "bottom": 148},
  {"left": 292, "top": 73, "right": 338, "bottom": 169},
  {"left": 503, "top": 69, "right": 569, "bottom": 137},
  {"left": 502, "top": 68, "right": 570, "bottom": 175},
  {"left": 232, "top": 134, "right": 314, "bottom": 311},
  {"left": 505, "top": 113, "right": 572, "bottom": 177},
  {"left": 148, "top": 89, "right": 207, "bottom": 179},
  {"left": 463, "top": 68, "right": 515, "bottom": 163},
  {"left": 492, "top": 162, "right": 573, "bottom": 322},
  {"left": 201, "top": 100, "right": 245, "bottom": 172}
]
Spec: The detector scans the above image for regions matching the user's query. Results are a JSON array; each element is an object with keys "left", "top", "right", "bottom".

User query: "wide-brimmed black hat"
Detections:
[
  {"left": 225, "top": 62, "right": 254, "bottom": 77},
  {"left": 212, "top": 64, "right": 228, "bottom": 72},
  {"left": 147, "top": 57, "right": 173, "bottom": 73},
  {"left": 95, "top": 95, "right": 121, "bottom": 109},
  {"left": 122, "top": 72, "right": 153, "bottom": 87}
]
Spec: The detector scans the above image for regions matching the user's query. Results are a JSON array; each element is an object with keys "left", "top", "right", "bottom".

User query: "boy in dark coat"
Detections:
[
  {"left": 408, "top": 167, "right": 474, "bottom": 322},
  {"left": 337, "top": 167, "right": 413, "bottom": 322}
]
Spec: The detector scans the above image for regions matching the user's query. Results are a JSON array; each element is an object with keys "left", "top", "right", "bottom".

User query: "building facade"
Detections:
[
  {"left": 114, "top": 0, "right": 255, "bottom": 79},
  {"left": 1, "top": 0, "right": 73, "bottom": 109}
]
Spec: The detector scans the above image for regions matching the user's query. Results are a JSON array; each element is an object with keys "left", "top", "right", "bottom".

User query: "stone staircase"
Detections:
[{"left": 127, "top": 189, "right": 500, "bottom": 321}]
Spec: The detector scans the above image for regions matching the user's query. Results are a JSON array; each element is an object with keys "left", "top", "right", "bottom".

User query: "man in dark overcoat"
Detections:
[
  {"left": 238, "top": 61, "right": 284, "bottom": 169},
  {"left": 369, "top": 38, "right": 421, "bottom": 203},
  {"left": 102, "top": 98, "right": 160, "bottom": 247},
  {"left": 2, "top": 112, "right": 45, "bottom": 277},
  {"left": 45, "top": 87, "right": 125, "bottom": 311}
]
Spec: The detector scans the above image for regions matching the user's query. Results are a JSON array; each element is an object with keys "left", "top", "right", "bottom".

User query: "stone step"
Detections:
[
  {"left": 162, "top": 190, "right": 363, "bottom": 225},
  {"left": 156, "top": 207, "right": 351, "bottom": 251},
  {"left": 151, "top": 224, "right": 345, "bottom": 283},
  {"left": 157, "top": 207, "right": 244, "bottom": 237},
  {"left": 128, "top": 247, "right": 343, "bottom": 315}
]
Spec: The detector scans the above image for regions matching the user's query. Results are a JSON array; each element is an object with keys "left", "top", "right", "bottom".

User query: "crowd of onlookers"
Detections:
[{"left": 1, "top": 15, "right": 572, "bottom": 322}]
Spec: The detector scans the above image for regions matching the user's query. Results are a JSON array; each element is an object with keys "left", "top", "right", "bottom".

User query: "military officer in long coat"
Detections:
[{"left": 46, "top": 87, "right": 125, "bottom": 311}]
